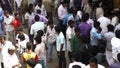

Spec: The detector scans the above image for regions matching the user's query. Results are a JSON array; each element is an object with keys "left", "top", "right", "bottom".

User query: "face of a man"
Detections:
[
  {"left": 90, "top": 62, "right": 98, "bottom": 68},
  {"left": 0, "top": 38, "right": 5, "bottom": 44},
  {"left": 8, "top": 50, "right": 15, "bottom": 55}
]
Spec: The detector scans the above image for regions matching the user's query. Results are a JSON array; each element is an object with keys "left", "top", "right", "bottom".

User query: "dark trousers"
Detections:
[{"left": 57, "top": 51, "right": 66, "bottom": 68}]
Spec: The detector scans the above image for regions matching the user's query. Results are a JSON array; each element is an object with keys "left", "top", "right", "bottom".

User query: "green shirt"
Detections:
[{"left": 71, "top": 35, "right": 82, "bottom": 53}]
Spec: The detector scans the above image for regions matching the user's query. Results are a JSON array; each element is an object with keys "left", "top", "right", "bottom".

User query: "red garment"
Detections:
[{"left": 13, "top": 18, "right": 21, "bottom": 33}]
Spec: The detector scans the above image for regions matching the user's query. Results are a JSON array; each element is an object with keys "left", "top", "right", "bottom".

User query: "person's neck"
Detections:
[{"left": 27, "top": 49, "right": 32, "bottom": 53}]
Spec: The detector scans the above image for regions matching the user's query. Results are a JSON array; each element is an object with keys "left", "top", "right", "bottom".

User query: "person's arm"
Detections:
[{"left": 92, "top": 30, "right": 102, "bottom": 39}]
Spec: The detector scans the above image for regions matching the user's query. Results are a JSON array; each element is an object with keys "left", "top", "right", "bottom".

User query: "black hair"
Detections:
[
  {"left": 117, "top": 53, "right": 120, "bottom": 62},
  {"left": 94, "top": 21, "right": 100, "bottom": 28},
  {"left": 26, "top": 42, "right": 33, "bottom": 50},
  {"left": 115, "top": 30, "right": 120, "bottom": 39},
  {"left": 36, "top": 9, "right": 41, "bottom": 14},
  {"left": 74, "top": 27, "right": 80, "bottom": 32},
  {"left": 82, "top": 13, "right": 89, "bottom": 22},
  {"left": 27, "top": 3, "right": 33, "bottom": 14},
  {"left": 107, "top": 24, "right": 114, "bottom": 32},
  {"left": 37, "top": 30, "right": 44, "bottom": 37},
  {"left": 18, "top": 34, "right": 25, "bottom": 41},
  {"left": 72, "top": 65, "right": 81, "bottom": 68},
  {"left": 14, "top": 12, "right": 18, "bottom": 16},
  {"left": 35, "top": 15, "right": 40, "bottom": 21},
  {"left": 73, "top": 51, "right": 82, "bottom": 62},
  {"left": 48, "top": 20, "right": 53, "bottom": 25},
  {"left": 68, "top": 20, "right": 74, "bottom": 26},
  {"left": 0, "top": 35, "right": 6, "bottom": 40},
  {"left": 34, "top": 36, "right": 42, "bottom": 44},
  {"left": 55, "top": 26, "right": 61, "bottom": 33},
  {"left": 89, "top": 57, "right": 98, "bottom": 65}
]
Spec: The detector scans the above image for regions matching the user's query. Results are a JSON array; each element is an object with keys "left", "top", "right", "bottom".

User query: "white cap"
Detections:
[
  {"left": 34, "top": 64, "right": 42, "bottom": 68},
  {"left": 8, "top": 46, "right": 15, "bottom": 51}
]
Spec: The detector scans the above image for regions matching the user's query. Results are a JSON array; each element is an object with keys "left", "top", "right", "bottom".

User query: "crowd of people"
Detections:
[{"left": 0, "top": 0, "right": 120, "bottom": 68}]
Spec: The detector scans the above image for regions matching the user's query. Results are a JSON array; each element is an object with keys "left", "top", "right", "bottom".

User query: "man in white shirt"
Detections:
[
  {"left": 4, "top": 11, "right": 15, "bottom": 43},
  {"left": 0, "top": 36, "right": 14, "bottom": 68},
  {"left": 3, "top": 46, "right": 21, "bottom": 68},
  {"left": 55, "top": 26, "right": 66, "bottom": 68},
  {"left": 46, "top": 21, "right": 56, "bottom": 62},
  {"left": 57, "top": 1, "right": 68, "bottom": 38},
  {"left": 86, "top": 57, "right": 105, "bottom": 68},
  {"left": 66, "top": 20, "right": 75, "bottom": 62},
  {"left": 30, "top": 15, "right": 45, "bottom": 38},
  {"left": 16, "top": 27, "right": 29, "bottom": 43},
  {"left": 69, "top": 51, "right": 86, "bottom": 68},
  {"left": 111, "top": 30, "right": 120, "bottom": 62},
  {"left": 58, "top": 1, "right": 68, "bottom": 23},
  {"left": 97, "top": 14, "right": 111, "bottom": 35}
]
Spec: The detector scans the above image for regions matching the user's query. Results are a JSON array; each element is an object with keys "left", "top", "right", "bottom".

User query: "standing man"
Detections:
[
  {"left": 30, "top": 15, "right": 45, "bottom": 43},
  {"left": 57, "top": 0, "right": 68, "bottom": 38},
  {"left": 55, "top": 26, "right": 66, "bottom": 68},
  {"left": 0, "top": 36, "right": 14, "bottom": 68},
  {"left": 4, "top": 11, "right": 15, "bottom": 43}
]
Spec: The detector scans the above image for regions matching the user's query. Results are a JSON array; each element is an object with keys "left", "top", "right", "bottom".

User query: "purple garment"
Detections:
[
  {"left": 109, "top": 62, "right": 120, "bottom": 68},
  {"left": 78, "top": 22, "right": 92, "bottom": 43},
  {"left": 38, "top": 14, "right": 48, "bottom": 23},
  {"left": 32, "top": 14, "right": 48, "bottom": 24},
  {"left": 3, "top": 0, "right": 12, "bottom": 14}
]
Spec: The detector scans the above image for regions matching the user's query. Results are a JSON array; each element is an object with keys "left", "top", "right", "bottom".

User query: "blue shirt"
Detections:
[
  {"left": 63, "top": 13, "right": 72, "bottom": 26},
  {"left": 91, "top": 27, "right": 102, "bottom": 46}
]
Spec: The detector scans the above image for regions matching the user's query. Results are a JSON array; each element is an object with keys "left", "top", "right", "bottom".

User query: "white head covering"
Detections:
[
  {"left": 34, "top": 64, "right": 42, "bottom": 68},
  {"left": 8, "top": 45, "right": 15, "bottom": 51}
]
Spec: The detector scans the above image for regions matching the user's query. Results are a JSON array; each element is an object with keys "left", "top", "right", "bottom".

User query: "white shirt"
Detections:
[
  {"left": 58, "top": 4, "right": 68, "bottom": 20},
  {"left": 97, "top": 16, "right": 111, "bottom": 35},
  {"left": 86, "top": 64, "right": 105, "bottom": 68},
  {"left": 4, "top": 15, "right": 14, "bottom": 31},
  {"left": 16, "top": 33, "right": 29, "bottom": 42},
  {"left": 0, "top": 41, "right": 13, "bottom": 62},
  {"left": 34, "top": 42, "right": 46, "bottom": 60},
  {"left": 111, "top": 16, "right": 119, "bottom": 26},
  {"left": 69, "top": 61, "right": 86, "bottom": 68},
  {"left": 3, "top": 53, "right": 20, "bottom": 68},
  {"left": 111, "top": 37, "right": 120, "bottom": 61},
  {"left": 25, "top": 12, "right": 35, "bottom": 27},
  {"left": 46, "top": 25, "right": 56, "bottom": 43},
  {"left": 17, "top": 40, "right": 27, "bottom": 51},
  {"left": 0, "top": 41, "right": 13, "bottom": 57},
  {"left": 30, "top": 21, "right": 45, "bottom": 35},
  {"left": 56, "top": 32, "right": 66, "bottom": 51},
  {"left": 66, "top": 27, "right": 75, "bottom": 51},
  {"left": 34, "top": 5, "right": 47, "bottom": 17}
]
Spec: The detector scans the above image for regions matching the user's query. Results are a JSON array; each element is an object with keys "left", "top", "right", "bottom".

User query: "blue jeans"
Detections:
[{"left": 47, "top": 42, "right": 54, "bottom": 60}]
